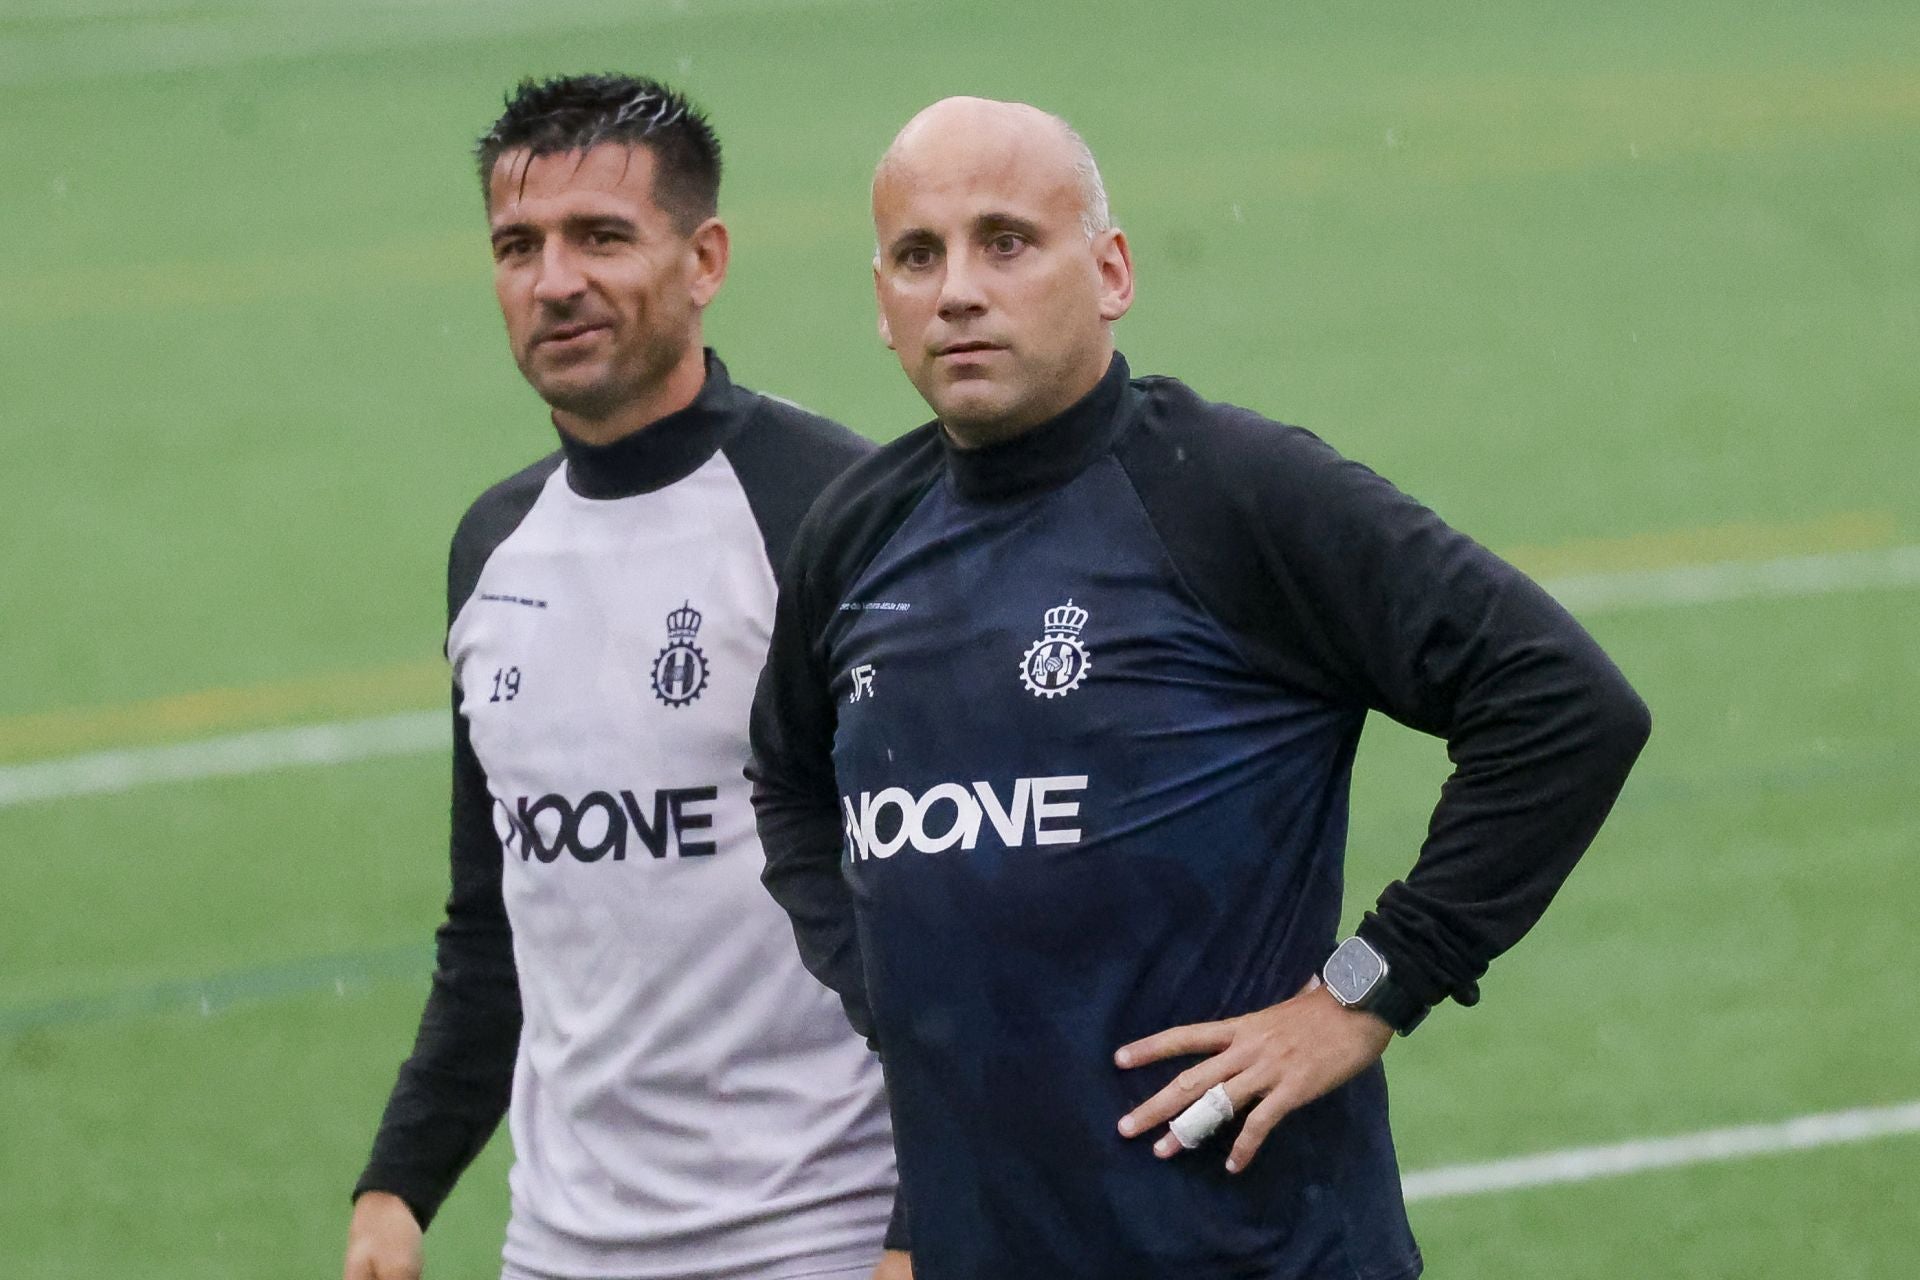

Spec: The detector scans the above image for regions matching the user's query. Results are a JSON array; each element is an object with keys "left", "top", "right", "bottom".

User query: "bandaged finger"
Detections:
[{"left": 1168, "top": 1083, "right": 1235, "bottom": 1149}]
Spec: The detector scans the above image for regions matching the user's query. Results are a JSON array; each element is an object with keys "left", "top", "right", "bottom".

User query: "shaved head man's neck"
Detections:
[{"left": 870, "top": 96, "right": 1134, "bottom": 448}]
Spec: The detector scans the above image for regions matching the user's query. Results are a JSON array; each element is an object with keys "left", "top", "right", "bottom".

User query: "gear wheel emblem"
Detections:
[
  {"left": 651, "top": 642, "right": 709, "bottom": 706},
  {"left": 1019, "top": 635, "right": 1091, "bottom": 698}
]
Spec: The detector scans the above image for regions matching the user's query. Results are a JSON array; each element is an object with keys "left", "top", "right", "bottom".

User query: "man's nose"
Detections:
[
  {"left": 935, "top": 248, "right": 988, "bottom": 322},
  {"left": 533, "top": 242, "right": 587, "bottom": 304}
]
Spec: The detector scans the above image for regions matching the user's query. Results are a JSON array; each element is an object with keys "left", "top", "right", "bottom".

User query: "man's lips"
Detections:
[
  {"left": 536, "top": 322, "right": 610, "bottom": 347},
  {"left": 934, "top": 341, "right": 1004, "bottom": 358}
]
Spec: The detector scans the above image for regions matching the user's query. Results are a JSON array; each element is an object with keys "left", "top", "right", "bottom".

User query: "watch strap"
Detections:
[{"left": 1361, "top": 974, "right": 1428, "bottom": 1036}]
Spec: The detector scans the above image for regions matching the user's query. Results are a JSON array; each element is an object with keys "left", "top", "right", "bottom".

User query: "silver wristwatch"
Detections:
[{"left": 1321, "top": 936, "right": 1427, "bottom": 1035}]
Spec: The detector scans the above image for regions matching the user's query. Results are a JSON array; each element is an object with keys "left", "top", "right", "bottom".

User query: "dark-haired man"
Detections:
[
  {"left": 749, "top": 96, "right": 1650, "bottom": 1279},
  {"left": 345, "top": 76, "right": 906, "bottom": 1280}
]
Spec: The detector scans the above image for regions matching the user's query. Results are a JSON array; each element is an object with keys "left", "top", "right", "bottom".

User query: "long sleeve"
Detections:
[
  {"left": 1118, "top": 385, "right": 1651, "bottom": 1014},
  {"left": 745, "top": 433, "right": 944, "bottom": 1045},
  {"left": 748, "top": 548, "right": 876, "bottom": 1041},
  {"left": 751, "top": 552, "right": 914, "bottom": 1252},
  {"left": 352, "top": 686, "right": 522, "bottom": 1228}
]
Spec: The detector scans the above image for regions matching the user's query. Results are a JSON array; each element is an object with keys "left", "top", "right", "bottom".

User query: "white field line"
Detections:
[
  {"left": 0, "top": 711, "right": 444, "bottom": 809},
  {"left": 1402, "top": 1099, "right": 1920, "bottom": 1201},
  {"left": 1, "top": 544, "right": 1916, "bottom": 811},
  {"left": 1543, "top": 544, "right": 1920, "bottom": 613}
]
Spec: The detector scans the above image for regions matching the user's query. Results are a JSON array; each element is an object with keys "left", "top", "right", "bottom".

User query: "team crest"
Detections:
[
  {"left": 1019, "top": 599, "right": 1092, "bottom": 699},
  {"left": 650, "top": 602, "right": 709, "bottom": 707}
]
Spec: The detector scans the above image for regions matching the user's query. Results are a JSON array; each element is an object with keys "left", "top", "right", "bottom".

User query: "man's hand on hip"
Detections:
[
  {"left": 343, "top": 1190, "right": 423, "bottom": 1280},
  {"left": 1113, "top": 979, "right": 1394, "bottom": 1173}
]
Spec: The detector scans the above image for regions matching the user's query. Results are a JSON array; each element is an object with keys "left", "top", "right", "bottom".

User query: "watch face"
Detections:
[{"left": 1324, "top": 938, "right": 1386, "bottom": 1006}]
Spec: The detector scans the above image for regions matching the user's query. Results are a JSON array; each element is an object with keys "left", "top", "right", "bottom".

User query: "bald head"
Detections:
[
  {"left": 876, "top": 97, "right": 1111, "bottom": 238},
  {"left": 868, "top": 95, "right": 1135, "bottom": 447}
]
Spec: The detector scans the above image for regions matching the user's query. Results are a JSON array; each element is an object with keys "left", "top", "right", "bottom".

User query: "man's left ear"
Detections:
[
  {"left": 1095, "top": 227, "right": 1134, "bottom": 323},
  {"left": 689, "top": 218, "right": 731, "bottom": 307}
]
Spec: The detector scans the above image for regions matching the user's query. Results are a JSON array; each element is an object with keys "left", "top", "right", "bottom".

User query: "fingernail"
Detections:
[
  {"left": 1224, "top": 1158, "right": 1241, "bottom": 1174},
  {"left": 1114, "top": 1051, "right": 1131, "bottom": 1068},
  {"left": 1118, "top": 1117, "right": 1136, "bottom": 1136},
  {"left": 1154, "top": 1137, "right": 1176, "bottom": 1157}
]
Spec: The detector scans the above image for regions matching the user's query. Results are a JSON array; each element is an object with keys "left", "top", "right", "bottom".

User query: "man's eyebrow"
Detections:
[
  {"left": 562, "top": 213, "right": 638, "bottom": 235},
  {"left": 884, "top": 226, "right": 939, "bottom": 255},
  {"left": 976, "top": 212, "right": 1042, "bottom": 239},
  {"left": 490, "top": 213, "right": 639, "bottom": 242}
]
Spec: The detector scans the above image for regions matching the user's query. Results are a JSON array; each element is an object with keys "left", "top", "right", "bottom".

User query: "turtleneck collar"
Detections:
[
  {"left": 555, "top": 349, "right": 745, "bottom": 499},
  {"left": 941, "top": 353, "right": 1133, "bottom": 502}
]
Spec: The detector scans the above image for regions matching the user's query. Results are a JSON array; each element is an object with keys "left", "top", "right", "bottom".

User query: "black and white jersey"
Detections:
[
  {"left": 749, "top": 354, "right": 1650, "bottom": 1280},
  {"left": 358, "top": 353, "right": 897, "bottom": 1280}
]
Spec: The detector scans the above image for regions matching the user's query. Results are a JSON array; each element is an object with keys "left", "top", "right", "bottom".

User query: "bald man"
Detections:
[{"left": 748, "top": 97, "right": 1649, "bottom": 1279}]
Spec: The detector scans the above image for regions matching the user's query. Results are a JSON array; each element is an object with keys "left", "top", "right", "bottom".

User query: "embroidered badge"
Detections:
[
  {"left": 1019, "top": 599, "right": 1092, "bottom": 699},
  {"left": 650, "top": 602, "right": 709, "bottom": 707}
]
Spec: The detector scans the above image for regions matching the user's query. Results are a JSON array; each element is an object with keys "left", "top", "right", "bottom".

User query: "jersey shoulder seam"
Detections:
[
  {"left": 791, "top": 425, "right": 944, "bottom": 639},
  {"left": 448, "top": 451, "right": 564, "bottom": 631}
]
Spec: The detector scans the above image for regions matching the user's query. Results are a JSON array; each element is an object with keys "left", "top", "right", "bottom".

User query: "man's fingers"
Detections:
[
  {"left": 1117, "top": 1053, "right": 1240, "bottom": 1139},
  {"left": 1151, "top": 1075, "right": 1257, "bottom": 1158},
  {"left": 1115, "top": 989, "right": 1393, "bottom": 1170},
  {"left": 351, "top": 1255, "right": 420, "bottom": 1280},
  {"left": 1114, "top": 1018, "right": 1233, "bottom": 1069},
  {"left": 343, "top": 1252, "right": 404, "bottom": 1280},
  {"left": 343, "top": 1191, "right": 424, "bottom": 1280},
  {"left": 1223, "top": 1086, "right": 1294, "bottom": 1173}
]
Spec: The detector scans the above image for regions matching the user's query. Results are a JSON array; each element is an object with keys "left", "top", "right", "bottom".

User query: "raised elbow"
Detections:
[{"left": 1593, "top": 666, "right": 1653, "bottom": 770}]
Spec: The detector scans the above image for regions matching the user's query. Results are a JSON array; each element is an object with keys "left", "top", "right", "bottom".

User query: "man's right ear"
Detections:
[{"left": 873, "top": 265, "right": 895, "bottom": 350}]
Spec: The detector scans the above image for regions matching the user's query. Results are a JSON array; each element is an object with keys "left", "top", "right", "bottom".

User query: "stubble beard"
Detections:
[
  {"left": 527, "top": 328, "right": 687, "bottom": 427},
  {"left": 929, "top": 353, "right": 1073, "bottom": 448}
]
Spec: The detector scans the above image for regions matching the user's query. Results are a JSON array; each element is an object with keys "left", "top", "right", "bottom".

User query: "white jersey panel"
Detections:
[{"left": 449, "top": 455, "right": 894, "bottom": 1280}]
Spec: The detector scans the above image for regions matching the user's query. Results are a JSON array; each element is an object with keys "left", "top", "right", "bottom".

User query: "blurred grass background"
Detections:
[{"left": 2, "top": 0, "right": 1916, "bottom": 1275}]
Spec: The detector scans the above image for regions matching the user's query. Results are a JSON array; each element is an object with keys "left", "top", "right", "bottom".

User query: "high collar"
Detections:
[
  {"left": 941, "top": 353, "right": 1133, "bottom": 502},
  {"left": 555, "top": 349, "right": 746, "bottom": 499}
]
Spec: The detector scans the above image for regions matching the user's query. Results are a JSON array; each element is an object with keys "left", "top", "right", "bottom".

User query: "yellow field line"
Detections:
[
  {"left": 0, "top": 231, "right": 484, "bottom": 322},
  {"left": 0, "top": 512, "right": 1899, "bottom": 765},
  {"left": 1502, "top": 511, "right": 1899, "bottom": 580},
  {"left": 0, "top": 659, "right": 446, "bottom": 765},
  {"left": 2, "top": 63, "right": 1915, "bottom": 323}
]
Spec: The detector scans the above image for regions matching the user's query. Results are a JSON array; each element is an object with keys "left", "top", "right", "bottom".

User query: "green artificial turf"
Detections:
[{"left": 3, "top": 0, "right": 1916, "bottom": 1274}]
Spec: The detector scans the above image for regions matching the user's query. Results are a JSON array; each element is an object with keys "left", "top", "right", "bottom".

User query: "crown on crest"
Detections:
[
  {"left": 1042, "top": 599, "right": 1089, "bottom": 637},
  {"left": 665, "top": 601, "right": 703, "bottom": 641}
]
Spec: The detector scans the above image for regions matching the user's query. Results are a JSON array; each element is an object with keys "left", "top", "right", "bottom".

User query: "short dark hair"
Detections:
[{"left": 476, "top": 74, "right": 722, "bottom": 232}]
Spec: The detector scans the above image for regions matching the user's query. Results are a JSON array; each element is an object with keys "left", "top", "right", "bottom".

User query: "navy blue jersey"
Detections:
[{"left": 750, "top": 355, "right": 1649, "bottom": 1279}]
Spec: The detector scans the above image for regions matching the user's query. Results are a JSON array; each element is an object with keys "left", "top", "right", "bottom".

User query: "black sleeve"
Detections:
[
  {"left": 883, "top": 1192, "right": 911, "bottom": 1252},
  {"left": 749, "top": 520, "right": 876, "bottom": 1039},
  {"left": 722, "top": 396, "right": 876, "bottom": 573},
  {"left": 352, "top": 460, "right": 552, "bottom": 1226},
  {"left": 1117, "top": 383, "right": 1651, "bottom": 1016},
  {"left": 352, "top": 688, "right": 522, "bottom": 1228},
  {"left": 747, "top": 430, "right": 944, "bottom": 1044}
]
